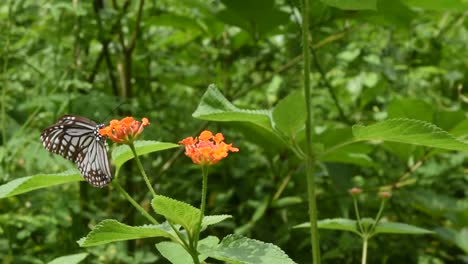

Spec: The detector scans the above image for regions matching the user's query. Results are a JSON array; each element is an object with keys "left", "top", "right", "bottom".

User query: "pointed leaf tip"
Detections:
[{"left": 352, "top": 118, "right": 468, "bottom": 151}]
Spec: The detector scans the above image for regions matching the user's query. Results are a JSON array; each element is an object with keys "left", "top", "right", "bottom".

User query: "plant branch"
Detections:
[
  {"left": 90, "top": 0, "right": 119, "bottom": 95},
  {"left": 232, "top": 29, "right": 351, "bottom": 100},
  {"left": 380, "top": 150, "right": 430, "bottom": 191},
  {"left": 113, "top": 0, "right": 130, "bottom": 52},
  {"left": 310, "top": 47, "right": 351, "bottom": 124},
  {"left": 129, "top": 143, "right": 157, "bottom": 197},
  {"left": 113, "top": 181, "right": 158, "bottom": 224},
  {"left": 167, "top": 221, "right": 193, "bottom": 255},
  {"left": 127, "top": 0, "right": 145, "bottom": 53},
  {"left": 352, "top": 196, "right": 364, "bottom": 234}
]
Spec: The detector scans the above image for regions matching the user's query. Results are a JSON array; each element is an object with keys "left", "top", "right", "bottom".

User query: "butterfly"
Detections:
[{"left": 40, "top": 115, "right": 112, "bottom": 187}]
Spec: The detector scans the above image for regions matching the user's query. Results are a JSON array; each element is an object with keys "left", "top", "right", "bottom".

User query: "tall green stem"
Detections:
[
  {"left": 361, "top": 236, "right": 368, "bottom": 264},
  {"left": 129, "top": 143, "right": 157, "bottom": 197},
  {"left": 113, "top": 181, "right": 159, "bottom": 224},
  {"left": 191, "top": 165, "right": 208, "bottom": 264},
  {"left": 302, "top": 0, "right": 321, "bottom": 263}
]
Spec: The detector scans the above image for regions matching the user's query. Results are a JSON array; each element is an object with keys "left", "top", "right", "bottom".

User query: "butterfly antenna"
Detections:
[{"left": 102, "top": 101, "right": 129, "bottom": 123}]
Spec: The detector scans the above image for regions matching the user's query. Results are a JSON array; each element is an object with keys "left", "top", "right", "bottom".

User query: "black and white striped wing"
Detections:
[{"left": 40, "top": 115, "right": 112, "bottom": 187}]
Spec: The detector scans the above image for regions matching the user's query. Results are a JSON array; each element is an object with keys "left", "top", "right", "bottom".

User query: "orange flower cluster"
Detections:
[
  {"left": 179, "top": 130, "right": 239, "bottom": 166},
  {"left": 99, "top": 117, "right": 150, "bottom": 144}
]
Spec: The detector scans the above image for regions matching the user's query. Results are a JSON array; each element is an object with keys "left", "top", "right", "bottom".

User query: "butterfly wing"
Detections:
[
  {"left": 77, "top": 135, "right": 112, "bottom": 187},
  {"left": 41, "top": 115, "right": 112, "bottom": 187}
]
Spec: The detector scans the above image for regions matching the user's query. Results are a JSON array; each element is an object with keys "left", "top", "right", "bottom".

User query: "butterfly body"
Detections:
[{"left": 41, "top": 115, "right": 112, "bottom": 187}]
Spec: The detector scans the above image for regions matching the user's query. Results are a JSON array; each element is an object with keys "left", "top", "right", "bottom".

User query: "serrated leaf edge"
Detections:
[
  {"left": 353, "top": 118, "right": 467, "bottom": 143},
  {"left": 77, "top": 219, "right": 167, "bottom": 246},
  {"left": 219, "top": 234, "right": 295, "bottom": 262}
]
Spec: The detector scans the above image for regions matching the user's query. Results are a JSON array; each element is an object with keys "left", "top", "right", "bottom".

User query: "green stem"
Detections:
[
  {"left": 112, "top": 181, "right": 159, "bottom": 224},
  {"left": 129, "top": 143, "right": 157, "bottom": 197},
  {"left": 167, "top": 221, "right": 191, "bottom": 252},
  {"left": 374, "top": 199, "right": 386, "bottom": 224},
  {"left": 369, "top": 199, "right": 387, "bottom": 236},
  {"left": 361, "top": 236, "right": 368, "bottom": 264},
  {"left": 191, "top": 165, "right": 209, "bottom": 264},
  {"left": 352, "top": 196, "right": 364, "bottom": 233},
  {"left": 302, "top": 0, "right": 321, "bottom": 263}
]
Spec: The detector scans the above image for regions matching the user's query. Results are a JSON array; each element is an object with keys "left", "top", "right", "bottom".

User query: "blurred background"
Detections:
[{"left": 0, "top": 0, "right": 467, "bottom": 263}]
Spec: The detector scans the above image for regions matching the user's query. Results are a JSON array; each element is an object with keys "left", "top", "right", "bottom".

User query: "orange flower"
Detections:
[
  {"left": 99, "top": 117, "right": 150, "bottom": 144},
  {"left": 179, "top": 130, "right": 239, "bottom": 166}
]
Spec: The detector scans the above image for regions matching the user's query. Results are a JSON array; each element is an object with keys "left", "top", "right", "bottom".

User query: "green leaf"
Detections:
[
  {"left": 157, "top": 236, "right": 219, "bottom": 264},
  {"left": 403, "top": 0, "right": 468, "bottom": 11},
  {"left": 217, "top": 0, "right": 289, "bottom": 38},
  {"left": 112, "top": 140, "right": 179, "bottom": 169},
  {"left": 316, "top": 127, "right": 374, "bottom": 167},
  {"left": 152, "top": 195, "right": 200, "bottom": 233},
  {"left": 202, "top": 234, "right": 296, "bottom": 264},
  {"left": 192, "top": 85, "right": 288, "bottom": 153},
  {"left": 352, "top": 118, "right": 468, "bottom": 151},
  {"left": 374, "top": 222, "right": 434, "bottom": 235},
  {"left": 382, "top": 142, "right": 420, "bottom": 162},
  {"left": 148, "top": 14, "right": 205, "bottom": 32},
  {"left": 453, "top": 228, "right": 467, "bottom": 253},
  {"left": 295, "top": 218, "right": 359, "bottom": 234},
  {"left": 199, "top": 235, "right": 221, "bottom": 249},
  {"left": 362, "top": 0, "right": 414, "bottom": 27},
  {"left": 434, "top": 110, "right": 466, "bottom": 132},
  {"left": 320, "top": 150, "right": 374, "bottom": 167},
  {"left": 297, "top": 218, "right": 433, "bottom": 236},
  {"left": 156, "top": 241, "right": 195, "bottom": 264},
  {"left": 234, "top": 122, "right": 288, "bottom": 154},
  {"left": 450, "top": 119, "right": 468, "bottom": 138},
  {"left": 48, "top": 253, "right": 88, "bottom": 264},
  {"left": 387, "top": 98, "right": 434, "bottom": 122},
  {"left": 77, "top": 219, "right": 174, "bottom": 247},
  {"left": 202, "top": 215, "right": 233, "bottom": 229},
  {"left": 321, "top": 0, "right": 377, "bottom": 10},
  {"left": 271, "top": 196, "right": 303, "bottom": 208},
  {"left": 0, "top": 170, "right": 83, "bottom": 199},
  {"left": 319, "top": 218, "right": 360, "bottom": 234},
  {"left": 407, "top": 189, "right": 468, "bottom": 217},
  {"left": 192, "top": 85, "right": 273, "bottom": 131},
  {"left": 436, "top": 227, "right": 468, "bottom": 254},
  {"left": 272, "top": 91, "right": 305, "bottom": 137}
]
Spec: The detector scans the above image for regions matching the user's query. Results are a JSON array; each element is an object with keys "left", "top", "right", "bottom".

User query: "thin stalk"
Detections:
[
  {"left": 167, "top": 221, "right": 191, "bottom": 252},
  {"left": 369, "top": 199, "right": 387, "bottom": 236},
  {"left": 113, "top": 181, "right": 159, "bottom": 224},
  {"left": 352, "top": 196, "right": 365, "bottom": 233},
  {"left": 191, "top": 166, "right": 208, "bottom": 264},
  {"left": 302, "top": 0, "right": 321, "bottom": 263},
  {"left": 374, "top": 199, "right": 387, "bottom": 224},
  {"left": 129, "top": 143, "right": 157, "bottom": 197},
  {"left": 361, "top": 236, "right": 368, "bottom": 264}
]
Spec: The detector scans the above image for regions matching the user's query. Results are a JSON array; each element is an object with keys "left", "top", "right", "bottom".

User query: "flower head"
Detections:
[
  {"left": 348, "top": 187, "right": 363, "bottom": 196},
  {"left": 378, "top": 191, "right": 392, "bottom": 199},
  {"left": 179, "top": 130, "right": 239, "bottom": 166},
  {"left": 99, "top": 117, "right": 150, "bottom": 144}
]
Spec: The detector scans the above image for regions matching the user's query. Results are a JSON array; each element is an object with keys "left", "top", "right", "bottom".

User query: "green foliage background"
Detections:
[{"left": 1, "top": 0, "right": 467, "bottom": 263}]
